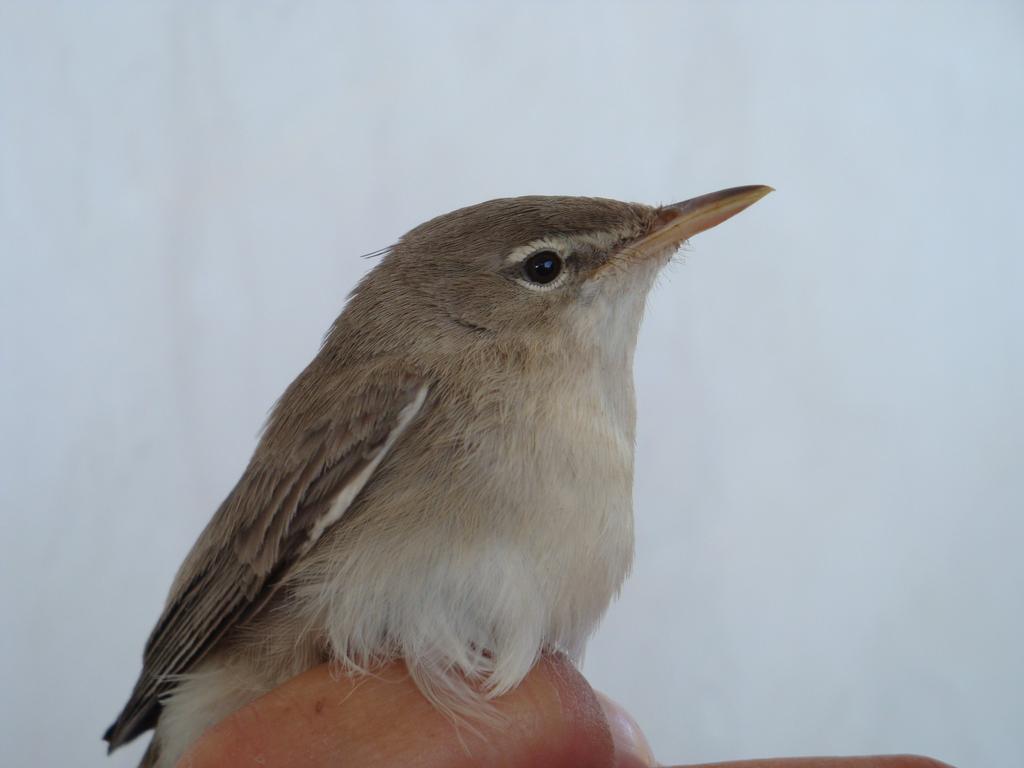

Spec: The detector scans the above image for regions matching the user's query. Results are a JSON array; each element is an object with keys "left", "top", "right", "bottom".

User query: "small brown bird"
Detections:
[{"left": 105, "top": 186, "right": 771, "bottom": 767}]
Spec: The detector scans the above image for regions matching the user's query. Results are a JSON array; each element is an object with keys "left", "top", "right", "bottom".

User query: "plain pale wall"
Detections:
[{"left": 2, "top": 2, "right": 1021, "bottom": 766}]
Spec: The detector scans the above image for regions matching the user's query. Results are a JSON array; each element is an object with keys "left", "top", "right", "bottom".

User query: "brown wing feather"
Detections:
[{"left": 104, "top": 368, "right": 428, "bottom": 751}]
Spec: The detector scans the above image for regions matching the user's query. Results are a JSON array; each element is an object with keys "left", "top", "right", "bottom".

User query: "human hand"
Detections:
[{"left": 181, "top": 656, "right": 952, "bottom": 768}]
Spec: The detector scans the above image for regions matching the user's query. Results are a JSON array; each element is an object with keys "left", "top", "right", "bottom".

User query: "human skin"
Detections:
[{"left": 180, "top": 656, "right": 953, "bottom": 768}]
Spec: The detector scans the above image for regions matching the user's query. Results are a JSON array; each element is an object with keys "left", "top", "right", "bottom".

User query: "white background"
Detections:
[{"left": 2, "top": 2, "right": 1021, "bottom": 766}]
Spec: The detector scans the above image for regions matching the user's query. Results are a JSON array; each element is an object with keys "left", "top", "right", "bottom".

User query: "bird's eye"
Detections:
[{"left": 522, "top": 250, "right": 563, "bottom": 285}]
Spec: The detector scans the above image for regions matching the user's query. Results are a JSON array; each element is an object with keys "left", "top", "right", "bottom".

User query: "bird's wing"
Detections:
[{"left": 104, "top": 368, "right": 430, "bottom": 751}]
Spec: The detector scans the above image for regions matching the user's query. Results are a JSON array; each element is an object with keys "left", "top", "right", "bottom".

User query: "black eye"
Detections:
[{"left": 522, "top": 250, "right": 563, "bottom": 285}]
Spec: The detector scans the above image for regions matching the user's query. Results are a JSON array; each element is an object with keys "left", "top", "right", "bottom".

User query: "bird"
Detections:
[{"left": 104, "top": 186, "right": 772, "bottom": 767}]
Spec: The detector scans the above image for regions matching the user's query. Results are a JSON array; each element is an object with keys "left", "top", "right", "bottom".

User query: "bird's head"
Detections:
[{"left": 343, "top": 186, "right": 772, "bottom": 362}]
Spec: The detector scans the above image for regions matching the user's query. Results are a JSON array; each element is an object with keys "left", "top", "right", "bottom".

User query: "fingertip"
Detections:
[{"left": 594, "top": 691, "right": 657, "bottom": 767}]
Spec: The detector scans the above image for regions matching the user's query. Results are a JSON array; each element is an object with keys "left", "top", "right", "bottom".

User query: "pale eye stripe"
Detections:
[
  {"left": 504, "top": 236, "right": 568, "bottom": 266},
  {"left": 503, "top": 227, "right": 638, "bottom": 266}
]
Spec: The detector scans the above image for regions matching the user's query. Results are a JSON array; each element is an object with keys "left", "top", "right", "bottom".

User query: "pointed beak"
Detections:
[{"left": 629, "top": 185, "right": 773, "bottom": 260}]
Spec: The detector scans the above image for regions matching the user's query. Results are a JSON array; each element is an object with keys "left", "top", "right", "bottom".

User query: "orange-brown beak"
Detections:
[{"left": 630, "top": 185, "right": 773, "bottom": 260}]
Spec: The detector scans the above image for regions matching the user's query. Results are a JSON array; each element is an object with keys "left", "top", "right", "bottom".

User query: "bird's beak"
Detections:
[{"left": 626, "top": 185, "right": 773, "bottom": 263}]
